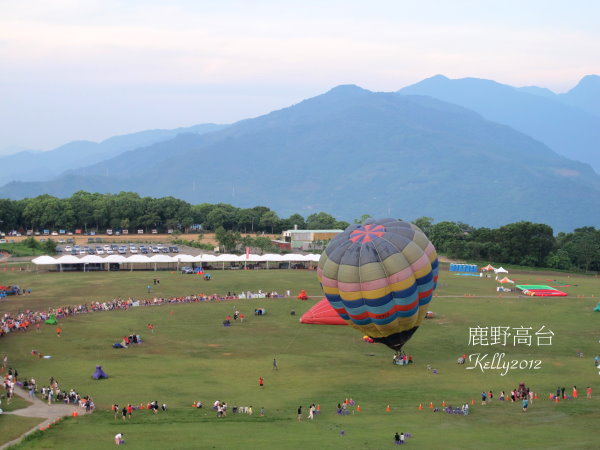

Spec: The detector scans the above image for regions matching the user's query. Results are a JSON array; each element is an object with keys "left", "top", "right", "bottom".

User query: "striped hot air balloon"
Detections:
[{"left": 317, "top": 218, "right": 438, "bottom": 352}]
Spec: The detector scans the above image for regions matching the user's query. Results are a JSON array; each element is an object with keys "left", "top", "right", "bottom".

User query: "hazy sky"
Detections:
[{"left": 1, "top": 0, "right": 599, "bottom": 152}]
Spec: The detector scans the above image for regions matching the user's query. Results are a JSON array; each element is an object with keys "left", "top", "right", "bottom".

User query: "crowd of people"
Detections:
[
  {"left": 1, "top": 289, "right": 287, "bottom": 339},
  {"left": 1, "top": 365, "right": 94, "bottom": 413}
]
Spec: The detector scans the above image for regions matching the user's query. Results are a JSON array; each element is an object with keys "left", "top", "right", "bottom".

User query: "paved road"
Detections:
[{"left": 1, "top": 387, "right": 90, "bottom": 449}]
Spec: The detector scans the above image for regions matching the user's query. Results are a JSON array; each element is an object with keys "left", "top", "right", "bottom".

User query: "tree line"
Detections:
[
  {"left": 413, "top": 217, "right": 600, "bottom": 273},
  {"left": 1, "top": 192, "right": 599, "bottom": 272},
  {"left": 0, "top": 191, "right": 349, "bottom": 235}
]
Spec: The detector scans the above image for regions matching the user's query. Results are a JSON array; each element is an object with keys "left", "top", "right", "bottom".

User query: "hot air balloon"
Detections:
[{"left": 317, "top": 218, "right": 438, "bottom": 352}]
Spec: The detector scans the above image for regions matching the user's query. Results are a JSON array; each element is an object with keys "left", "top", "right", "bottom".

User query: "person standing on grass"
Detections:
[
  {"left": 113, "top": 404, "right": 119, "bottom": 419},
  {"left": 522, "top": 397, "right": 528, "bottom": 412},
  {"left": 56, "top": 327, "right": 61, "bottom": 337},
  {"left": 127, "top": 403, "right": 133, "bottom": 418},
  {"left": 573, "top": 386, "right": 578, "bottom": 399},
  {"left": 395, "top": 432, "right": 400, "bottom": 445},
  {"left": 122, "top": 406, "right": 127, "bottom": 421},
  {"left": 259, "top": 377, "right": 264, "bottom": 387},
  {"left": 273, "top": 358, "right": 278, "bottom": 370},
  {"left": 297, "top": 405, "right": 302, "bottom": 421},
  {"left": 587, "top": 387, "right": 592, "bottom": 399}
]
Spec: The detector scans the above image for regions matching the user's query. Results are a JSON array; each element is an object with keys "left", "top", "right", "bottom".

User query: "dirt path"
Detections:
[{"left": 1, "top": 387, "right": 90, "bottom": 449}]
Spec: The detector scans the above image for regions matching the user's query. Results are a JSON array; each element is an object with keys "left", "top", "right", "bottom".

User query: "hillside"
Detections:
[
  {"left": 398, "top": 75, "right": 600, "bottom": 172},
  {"left": 0, "top": 123, "right": 227, "bottom": 183},
  {"left": 2, "top": 85, "right": 600, "bottom": 231}
]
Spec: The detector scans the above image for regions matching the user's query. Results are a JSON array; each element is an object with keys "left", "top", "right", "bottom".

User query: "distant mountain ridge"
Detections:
[
  {"left": 2, "top": 85, "right": 599, "bottom": 232},
  {"left": 398, "top": 75, "right": 600, "bottom": 172},
  {"left": 0, "top": 123, "right": 227, "bottom": 183}
]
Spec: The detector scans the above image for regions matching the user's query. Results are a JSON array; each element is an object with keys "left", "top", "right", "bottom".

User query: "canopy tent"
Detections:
[
  {"left": 481, "top": 264, "right": 496, "bottom": 272},
  {"left": 31, "top": 255, "right": 58, "bottom": 265},
  {"left": 92, "top": 365, "right": 108, "bottom": 379},
  {"left": 31, "top": 252, "right": 320, "bottom": 271},
  {"left": 494, "top": 267, "right": 508, "bottom": 274},
  {"left": 594, "top": 302, "right": 600, "bottom": 312},
  {"left": 300, "top": 298, "right": 347, "bottom": 325},
  {"left": 498, "top": 276, "right": 515, "bottom": 284},
  {"left": 104, "top": 255, "right": 127, "bottom": 263}
]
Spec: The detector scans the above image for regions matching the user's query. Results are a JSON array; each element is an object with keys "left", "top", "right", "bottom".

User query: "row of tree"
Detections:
[
  {"left": 2, "top": 192, "right": 599, "bottom": 272},
  {"left": 413, "top": 217, "right": 600, "bottom": 272},
  {"left": 0, "top": 191, "right": 349, "bottom": 234}
]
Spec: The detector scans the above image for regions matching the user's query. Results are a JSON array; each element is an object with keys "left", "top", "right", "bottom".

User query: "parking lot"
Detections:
[{"left": 57, "top": 243, "right": 180, "bottom": 256}]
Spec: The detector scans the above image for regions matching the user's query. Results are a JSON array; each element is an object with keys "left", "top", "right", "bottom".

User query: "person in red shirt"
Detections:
[
  {"left": 56, "top": 327, "right": 61, "bottom": 337},
  {"left": 259, "top": 377, "right": 264, "bottom": 387},
  {"left": 587, "top": 387, "right": 592, "bottom": 399}
]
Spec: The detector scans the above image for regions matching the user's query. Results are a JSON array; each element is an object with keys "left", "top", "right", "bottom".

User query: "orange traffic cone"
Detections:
[
  {"left": 548, "top": 394, "right": 552, "bottom": 400},
  {"left": 429, "top": 402, "right": 433, "bottom": 409},
  {"left": 356, "top": 405, "right": 361, "bottom": 412},
  {"left": 442, "top": 401, "right": 446, "bottom": 407},
  {"left": 386, "top": 405, "right": 391, "bottom": 412},
  {"left": 418, "top": 404, "right": 423, "bottom": 410}
]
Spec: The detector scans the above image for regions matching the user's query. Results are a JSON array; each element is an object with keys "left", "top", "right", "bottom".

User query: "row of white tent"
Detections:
[{"left": 32, "top": 253, "right": 321, "bottom": 266}]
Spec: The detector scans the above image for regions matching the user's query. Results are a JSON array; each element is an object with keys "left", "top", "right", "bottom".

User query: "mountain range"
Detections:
[
  {"left": 2, "top": 79, "right": 600, "bottom": 232},
  {"left": 0, "top": 123, "right": 227, "bottom": 184},
  {"left": 398, "top": 74, "right": 600, "bottom": 172}
]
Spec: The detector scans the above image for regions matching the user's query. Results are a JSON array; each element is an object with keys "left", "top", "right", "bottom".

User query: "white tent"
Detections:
[
  {"left": 149, "top": 254, "right": 175, "bottom": 263},
  {"left": 55, "top": 255, "right": 81, "bottom": 264},
  {"left": 31, "top": 255, "right": 58, "bottom": 265},
  {"left": 494, "top": 267, "right": 508, "bottom": 274},
  {"left": 176, "top": 254, "right": 196, "bottom": 263},
  {"left": 126, "top": 255, "right": 152, "bottom": 263},
  {"left": 104, "top": 255, "right": 127, "bottom": 263},
  {"left": 80, "top": 255, "right": 104, "bottom": 263}
]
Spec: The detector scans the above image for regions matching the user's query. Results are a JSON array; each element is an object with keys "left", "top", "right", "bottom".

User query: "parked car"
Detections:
[
  {"left": 169, "top": 246, "right": 179, "bottom": 253},
  {"left": 118, "top": 247, "right": 127, "bottom": 254},
  {"left": 181, "top": 266, "right": 194, "bottom": 274},
  {"left": 65, "top": 245, "right": 72, "bottom": 252},
  {"left": 151, "top": 246, "right": 160, "bottom": 253},
  {"left": 160, "top": 247, "right": 169, "bottom": 253}
]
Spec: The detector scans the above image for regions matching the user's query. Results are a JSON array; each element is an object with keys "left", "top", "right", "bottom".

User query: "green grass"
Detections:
[
  {"left": 0, "top": 394, "right": 32, "bottom": 412},
  {"left": 0, "top": 415, "right": 44, "bottom": 447},
  {"left": 1, "top": 268, "right": 600, "bottom": 449}
]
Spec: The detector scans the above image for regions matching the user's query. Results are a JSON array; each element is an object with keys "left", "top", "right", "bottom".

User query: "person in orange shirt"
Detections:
[
  {"left": 572, "top": 386, "right": 578, "bottom": 399},
  {"left": 56, "top": 327, "right": 61, "bottom": 337}
]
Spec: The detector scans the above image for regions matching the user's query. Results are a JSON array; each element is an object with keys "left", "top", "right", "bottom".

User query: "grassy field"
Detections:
[{"left": 1, "top": 267, "right": 600, "bottom": 449}]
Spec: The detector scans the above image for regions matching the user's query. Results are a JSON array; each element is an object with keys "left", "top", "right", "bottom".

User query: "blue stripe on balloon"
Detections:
[
  {"left": 350, "top": 305, "right": 420, "bottom": 326},
  {"left": 328, "top": 290, "right": 419, "bottom": 316}
]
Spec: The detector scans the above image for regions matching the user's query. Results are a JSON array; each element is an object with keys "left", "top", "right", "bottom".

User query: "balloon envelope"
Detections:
[{"left": 317, "top": 218, "right": 438, "bottom": 351}]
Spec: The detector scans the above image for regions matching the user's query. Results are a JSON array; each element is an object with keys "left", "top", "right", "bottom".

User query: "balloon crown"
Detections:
[{"left": 349, "top": 224, "right": 386, "bottom": 243}]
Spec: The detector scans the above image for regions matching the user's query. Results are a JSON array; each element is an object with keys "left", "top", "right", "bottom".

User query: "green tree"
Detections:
[
  {"left": 306, "top": 212, "right": 337, "bottom": 230},
  {"left": 259, "top": 211, "right": 280, "bottom": 234},
  {"left": 412, "top": 217, "right": 434, "bottom": 236}
]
